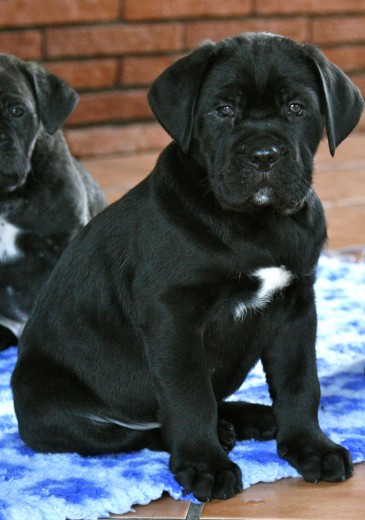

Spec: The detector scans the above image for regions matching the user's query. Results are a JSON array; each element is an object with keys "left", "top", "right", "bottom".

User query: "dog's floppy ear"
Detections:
[
  {"left": 24, "top": 62, "right": 78, "bottom": 134},
  {"left": 148, "top": 41, "right": 216, "bottom": 153},
  {"left": 305, "top": 45, "right": 364, "bottom": 156}
]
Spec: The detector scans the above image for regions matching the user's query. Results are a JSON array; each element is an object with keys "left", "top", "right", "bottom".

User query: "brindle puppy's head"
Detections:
[
  {"left": 148, "top": 33, "right": 364, "bottom": 214},
  {"left": 0, "top": 54, "right": 78, "bottom": 193}
]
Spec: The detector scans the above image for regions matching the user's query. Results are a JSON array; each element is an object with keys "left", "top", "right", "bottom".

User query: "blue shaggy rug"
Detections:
[{"left": 0, "top": 255, "right": 364, "bottom": 520}]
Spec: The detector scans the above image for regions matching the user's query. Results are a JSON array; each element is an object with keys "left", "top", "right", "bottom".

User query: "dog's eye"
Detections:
[
  {"left": 9, "top": 105, "right": 25, "bottom": 117},
  {"left": 288, "top": 103, "right": 304, "bottom": 116},
  {"left": 217, "top": 106, "right": 234, "bottom": 118}
]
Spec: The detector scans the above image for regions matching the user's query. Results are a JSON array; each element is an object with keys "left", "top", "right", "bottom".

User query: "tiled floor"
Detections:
[{"left": 83, "top": 133, "right": 365, "bottom": 520}]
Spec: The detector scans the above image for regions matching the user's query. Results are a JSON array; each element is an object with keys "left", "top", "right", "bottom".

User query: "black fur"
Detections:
[
  {"left": 0, "top": 54, "right": 106, "bottom": 350},
  {"left": 11, "top": 33, "right": 363, "bottom": 501}
]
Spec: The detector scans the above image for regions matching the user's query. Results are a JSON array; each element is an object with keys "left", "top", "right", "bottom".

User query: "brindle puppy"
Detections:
[{"left": 0, "top": 54, "right": 106, "bottom": 350}]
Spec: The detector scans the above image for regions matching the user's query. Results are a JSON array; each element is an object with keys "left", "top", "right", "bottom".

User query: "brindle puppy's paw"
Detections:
[
  {"left": 171, "top": 452, "right": 243, "bottom": 502},
  {"left": 278, "top": 434, "right": 354, "bottom": 483},
  {"left": 218, "top": 418, "right": 236, "bottom": 453}
]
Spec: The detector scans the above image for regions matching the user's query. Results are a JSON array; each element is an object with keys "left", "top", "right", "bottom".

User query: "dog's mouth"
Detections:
[
  {"left": 252, "top": 186, "right": 273, "bottom": 206},
  {"left": 215, "top": 179, "right": 307, "bottom": 215},
  {"left": 251, "top": 186, "right": 304, "bottom": 214},
  {"left": 0, "top": 171, "right": 28, "bottom": 193}
]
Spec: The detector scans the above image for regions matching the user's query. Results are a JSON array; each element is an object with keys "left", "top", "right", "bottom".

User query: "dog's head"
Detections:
[
  {"left": 148, "top": 33, "right": 364, "bottom": 214},
  {"left": 0, "top": 54, "right": 78, "bottom": 193}
]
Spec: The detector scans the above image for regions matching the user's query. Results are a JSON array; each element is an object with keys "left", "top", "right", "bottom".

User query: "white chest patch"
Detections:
[
  {"left": 234, "top": 266, "right": 293, "bottom": 320},
  {"left": 0, "top": 217, "right": 22, "bottom": 263}
]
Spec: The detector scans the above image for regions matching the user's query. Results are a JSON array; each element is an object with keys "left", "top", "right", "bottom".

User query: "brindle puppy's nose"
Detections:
[{"left": 249, "top": 146, "right": 280, "bottom": 171}]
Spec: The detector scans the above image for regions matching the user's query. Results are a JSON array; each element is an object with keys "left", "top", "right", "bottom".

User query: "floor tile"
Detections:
[
  {"left": 200, "top": 463, "right": 365, "bottom": 520},
  {"left": 324, "top": 205, "right": 365, "bottom": 249},
  {"left": 84, "top": 152, "right": 156, "bottom": 201},
  {"left": 104, "top": 494, "right": 190, "bottom": 519},
  {"left": 328, "top": 245, "right": 365, "bottom": 262},
  {"left": 315, "top": 134, "right": 365, "bottom": 164},
  {"left": 315, "top": 168, "right": 365, "bottom": 204},
  {"left": 104, "top": 189, "right": 126, "bottom": 204}
]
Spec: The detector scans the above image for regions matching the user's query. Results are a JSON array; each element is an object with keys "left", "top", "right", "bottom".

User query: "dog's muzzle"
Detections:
[
  {"left": 242, "top": 141, "right": 305, "bottom": 212},
  {"left": 0, "top": 171, "right": 27, "bottom": 192},
  {"left": 247, "top": 145, "right": 282, "bottom": 207},
  {"left": 0, "top": 131, "right": 31, "bottom": 192}
]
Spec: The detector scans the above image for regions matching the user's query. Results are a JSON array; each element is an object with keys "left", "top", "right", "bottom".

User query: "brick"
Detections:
[
  {"left": 312, "top": 16, "right": 365, "bottom": 45},
  {"left": 46, "top": 23, "right": 184, "bottom": 58},
  {"left": 256, "top": 0, "right": 365, "bottom": 14},
  {"left": 120, "top": 55, "right": 179, "bottom": 86},
  {"left": 65, "top": 122, "right": 171, "bottom": 157},
  {"left": 0, "top": 30, "right": 42, "bottom": 60},
  {"left": 322, "top": 46, "right": 365, "bottom": 73},
  {"left": 124, "top": 0, "right": 252, "bottom": 21},
  {"left": 0, "top": 0, "right": 119, "bottom": 28},
  {"left": 67, "top": 89, "right": 151, "bottom": 125},
  {"left": 186, "top": 18, "right": 309, "bottom": 48},
  {"left": 349, "top": 73, "right": 365, "bottom": 98},
  {"left": 45, "top": 59, "right": 118, "bottom": 90}
]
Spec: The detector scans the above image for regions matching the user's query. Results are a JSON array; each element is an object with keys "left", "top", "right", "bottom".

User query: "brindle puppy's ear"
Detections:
[
  {"left": 305, "top": 44, "right": 364, "bottom": 156},
  {"left": 23, "top": 62, "right": 79, "bottom": 135},
  {"left": 148, "top": 41, "right": 216, "bottom": 153}
]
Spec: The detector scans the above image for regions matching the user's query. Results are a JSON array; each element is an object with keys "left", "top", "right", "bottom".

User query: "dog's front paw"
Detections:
[
  {"left": 278, "top": 434, "right": 353, "bottom": 483},
  {"left": 171, "top": 452, "right": 242, "bottom": 502}
]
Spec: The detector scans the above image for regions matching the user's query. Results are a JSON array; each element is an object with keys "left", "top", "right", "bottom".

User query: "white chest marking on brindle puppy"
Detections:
[
  {"left": 0, "top": 217, "right": 22, "bottom": 262},
  {"left": 234, "top": 266, "right": 293, "bottom": 320}
]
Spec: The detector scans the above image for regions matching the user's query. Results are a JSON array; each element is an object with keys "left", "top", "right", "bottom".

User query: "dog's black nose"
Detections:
[{"left": 250, "top": 146, "right": 280, "bottom": 171}]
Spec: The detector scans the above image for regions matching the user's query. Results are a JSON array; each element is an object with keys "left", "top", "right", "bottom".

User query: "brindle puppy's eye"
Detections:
[
  {"left": 9, "top": 105, "right": 25, "bottom": 117},
  {"left": 217, "top": 105, "right": 234, "bottom": 118},
  {"left": 288, "top": 103, "right": 304, "bottom": 116}
]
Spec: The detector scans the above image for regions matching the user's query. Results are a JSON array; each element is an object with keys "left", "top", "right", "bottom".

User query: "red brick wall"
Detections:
[{"left": 1, "top": 0, "right": 364, "bottom": 157}]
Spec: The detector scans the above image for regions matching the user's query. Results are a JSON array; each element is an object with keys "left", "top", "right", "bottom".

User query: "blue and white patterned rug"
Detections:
[{"left": 1, "top": 255, "right": 364, "bottom": 520}]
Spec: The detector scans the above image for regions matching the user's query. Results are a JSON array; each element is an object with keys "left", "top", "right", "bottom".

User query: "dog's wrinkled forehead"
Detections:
[
  {"left": 148, "top": 32, "right": 363, "bottom": 156},
  {"left": 201, "top": 36, "right": 320, "bottom": 105},
  {"left": 0, "top": 57, "right": 35, "bottom": 104}
]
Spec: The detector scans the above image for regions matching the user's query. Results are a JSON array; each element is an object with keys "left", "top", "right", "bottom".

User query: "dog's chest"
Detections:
[
  {"left": 0, "top": 216, "right": 22, "bottom": 263},
  {"left": 233, "top": 266, "right": 293, "bottom": 319}
]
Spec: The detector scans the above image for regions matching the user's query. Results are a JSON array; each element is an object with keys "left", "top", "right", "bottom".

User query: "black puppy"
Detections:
[
  {"left": 12, "top": 33, "right": 363, "bottom": 502},
  {"left": 0, "top": 54, "right": 106, "bottom": 350}
]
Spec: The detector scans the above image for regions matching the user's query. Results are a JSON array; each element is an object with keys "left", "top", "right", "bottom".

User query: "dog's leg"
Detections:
[
  {"left": 261, "top": 291, "right": 353, "bottom": 483},
  {"left": 144, "top": 314, "right": 243, "bottom": 502},
  {"left": 218, "top": 401, "right": 276, "bottom": 441},
  {"left": 11, "top": 355, "right": 165, "bottom": 454}
]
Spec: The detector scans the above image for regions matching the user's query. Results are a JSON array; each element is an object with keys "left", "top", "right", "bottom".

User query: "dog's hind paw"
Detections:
[
  {"left": 219, "top": 401, "right": 277, "bottom": 441},
  {"left": 218, "top": 418, "right": 236, "bottom": 453}
]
